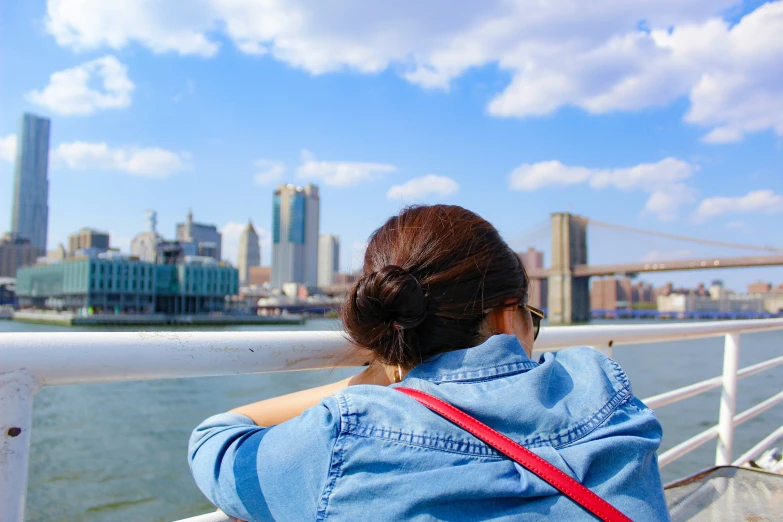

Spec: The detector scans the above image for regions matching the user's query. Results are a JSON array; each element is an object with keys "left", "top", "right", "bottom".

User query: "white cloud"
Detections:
[
  {"left": 221, "top": 221, "right": 271, "bottom": 265},
  {"left": 509, "top": 161, "right": 591, "bottom": 191},
  {"left": 487, "top": 3, "right": 783, "bottom": 143},
  {"left": 52, "top": 141, "right": 188, "bottom": 177},
  {"left": 589, "top": 158, "right": 694, "bottom": 191},
  {"left": 42, "top": 1, "right": 783, "bottom": 141},
  {"left": 46, "top": 0, "right": 218, "bottom": 56},
  {"left": 509, "top": 157, "right": 698, "bottom": 221},
  {"left": 683, "top": 3, "right": 783, "bottom": 143},
  {"left": 643, "top": 185, "right": 698, "bottom": 221},
  {"left": 0, "top": 134, "right": 16, "bottom": 162},
  {"left": 296, "top": 149, "right": 396, "bottom": 186},
  {"left": 26, "top": 55, "right": 134, "bottom": 116},
  {"left": 695, "top": 190, "right": 783, "bottom": 221},
  {"left": 386, "top": 174, "right": 459, "bottom": 200},
  {"left": 253, "top": 159, "right": 285, "bottom": 185}
]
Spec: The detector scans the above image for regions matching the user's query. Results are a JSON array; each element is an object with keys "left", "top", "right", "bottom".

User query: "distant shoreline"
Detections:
[{"left": 11, "top": 311, "right": 305, "bottom": 327}]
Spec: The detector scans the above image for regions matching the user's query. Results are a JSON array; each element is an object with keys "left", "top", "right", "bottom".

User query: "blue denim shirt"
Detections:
[{"left": 189, "top": 335, "right": 669, "bottom": 521}]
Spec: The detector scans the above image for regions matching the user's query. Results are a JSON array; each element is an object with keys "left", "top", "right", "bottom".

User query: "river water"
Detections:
[{"left": 2, "top": 319, "right": 781, "bottom": 521}]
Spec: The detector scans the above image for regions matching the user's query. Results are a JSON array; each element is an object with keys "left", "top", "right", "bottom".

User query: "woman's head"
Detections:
[{"left": 341, "top": 205, "right": 530, "bottom": 368}]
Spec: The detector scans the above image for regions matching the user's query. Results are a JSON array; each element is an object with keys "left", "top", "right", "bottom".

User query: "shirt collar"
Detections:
[{"left": 402, "top": 334, "right": 538, "bottom": 384}]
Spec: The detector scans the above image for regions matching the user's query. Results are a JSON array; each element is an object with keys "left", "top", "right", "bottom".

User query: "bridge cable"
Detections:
[
  {"left": 587, "top": 219, "right": 783, "bottom": 253},
  {"left": 511, "top": 220, "right": 551, "bottom": 249}
]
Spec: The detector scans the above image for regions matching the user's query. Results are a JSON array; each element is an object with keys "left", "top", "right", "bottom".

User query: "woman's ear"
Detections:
[{"left": 486, "top": 305, "right": 516, "bottom": 336}]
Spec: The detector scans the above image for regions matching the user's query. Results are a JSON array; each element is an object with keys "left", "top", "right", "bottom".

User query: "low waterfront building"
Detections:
[
  {"left": 590, "top": 277, "right": 653, "bottom": 312},
  {"left": 655, "top": 282, "right": 710, "bottom": 298},
  {"left": 657, "top": 293, "right": 766, "bottom": 315},
  {"left": 15, "top": 256, "right": 238, "bottom": 314},
  {"left": 248, "top": 266, "right": 271, "bottom": 286},
  {"left": 748, "top": 281, "right": 772, "bottom": 294},
  {"left": 764, "top": 292, "right": 783, "bottom": 314},
  {"left": 0, "top": 277, "right": 15, "bottom": 306}
]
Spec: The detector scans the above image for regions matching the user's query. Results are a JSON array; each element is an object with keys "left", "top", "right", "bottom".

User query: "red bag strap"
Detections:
[{"left": 396, "top": 387, "right": 632, "bottom": 522}]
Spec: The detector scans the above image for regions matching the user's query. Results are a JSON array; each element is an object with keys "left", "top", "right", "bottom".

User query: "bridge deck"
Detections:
[{"left": 524, "top": 255, "right": 783, "bottom": 279}]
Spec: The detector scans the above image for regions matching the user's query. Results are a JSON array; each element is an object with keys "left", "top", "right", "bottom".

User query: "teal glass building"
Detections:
[{"left": 16, "top": 257, "right": 239, "bottom": 315}]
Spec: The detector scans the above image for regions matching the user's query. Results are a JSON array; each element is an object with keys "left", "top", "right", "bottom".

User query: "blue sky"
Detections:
[{"left": 1, "top": 0, "right": 782, "bottom": 291}]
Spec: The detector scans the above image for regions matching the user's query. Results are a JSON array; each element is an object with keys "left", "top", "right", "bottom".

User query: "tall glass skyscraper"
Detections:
[
  {"left": 271, "top": 183, "right": 320, "bottom": 288},
  {"left": 11, "top": 113, "right": 51, "bottom": 253}
]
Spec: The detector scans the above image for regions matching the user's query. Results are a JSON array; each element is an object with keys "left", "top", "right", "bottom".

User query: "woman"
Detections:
[{"left": 189, "top": 205, "right": 669, "bottom": 521}]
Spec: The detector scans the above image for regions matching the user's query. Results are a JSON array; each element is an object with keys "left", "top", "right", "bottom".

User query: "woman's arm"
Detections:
[{"left": 229, "top": 361, "right": 393, "bottom": 426}]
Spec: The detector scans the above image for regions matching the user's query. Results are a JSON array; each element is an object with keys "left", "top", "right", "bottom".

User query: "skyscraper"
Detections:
[
  {"left": 317, "top": 234, "right": 340, "bottom": 287},
  {"left": 238, "top": 220, "right": 261, "bottom": 286},
  {"left": 176, "top": 209, "right": 222, "bottom": 260},
  {"left": 271, "top": 183, "right": 319, "bottom": 288},
  {"left": 11, "top": 113, "right": 51, "bottom": 254}
]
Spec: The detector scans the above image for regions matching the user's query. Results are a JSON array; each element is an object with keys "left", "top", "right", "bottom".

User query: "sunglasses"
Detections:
[{"left": 520, "top": 304, "right": 545, "bottom": 340}]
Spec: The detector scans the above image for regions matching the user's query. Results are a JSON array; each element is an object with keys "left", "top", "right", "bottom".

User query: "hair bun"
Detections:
[{"left": 354, "top": 265, "right": 428, "bottom": 330}]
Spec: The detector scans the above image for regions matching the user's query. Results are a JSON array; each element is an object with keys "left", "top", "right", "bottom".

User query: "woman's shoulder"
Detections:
[{"left": 542, "top": 346, "right": 632, "bottom": 396}]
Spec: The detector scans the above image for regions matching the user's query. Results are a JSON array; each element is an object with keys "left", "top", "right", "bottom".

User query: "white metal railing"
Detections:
[{"left": 2, "top": 318, "right": 783, "bottom": 522}]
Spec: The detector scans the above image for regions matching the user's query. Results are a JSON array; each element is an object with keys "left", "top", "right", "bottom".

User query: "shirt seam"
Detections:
[
  {"left": 346, "top": 384, "right": 632, "bottom": 451},
  {"left": 560, "top": 390, "right": 632, "bottom": 449},
  {"left": 315, "top": 397, "right": 345, "bottom": 521},
  {"left": 344, "top": 430, "right": 508, "bottom": 459},
  {"left": 414, "top": 361, "right": 539, "bottom": 384},
  {"left": 344, "top": 424, "right": 502, "bottom": 456}
]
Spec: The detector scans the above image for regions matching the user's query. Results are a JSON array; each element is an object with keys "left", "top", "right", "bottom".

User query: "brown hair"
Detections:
[{"left": 341, "top": 205, "right": 528, "bottom": 368}]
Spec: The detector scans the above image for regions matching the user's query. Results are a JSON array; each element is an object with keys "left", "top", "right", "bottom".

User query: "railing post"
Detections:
[
  {"left": 0, "top": 371, "right": 39, "bottom": 522},
  {"left": 591, "top": 344, "right": 613, "bottom": 359},
  {"left": 715, "top": 333, "right": 740, "bottom": 466}
]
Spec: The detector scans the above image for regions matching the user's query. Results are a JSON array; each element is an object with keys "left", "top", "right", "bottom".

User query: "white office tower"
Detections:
[
  {"left": 317, "top": 234, "right": 340, "bottom": 287},
  {"left": 271, "top": 183, "right": 320, "bottom": 289},
  {"left": 237, "top": 220, "right": 261, "bottom": 286},
  {"left": 131, "top": 210, "right": 162, "bottom": 262},
  {"left": 11, "top": 113, "right": 51, "bottom": 254}
]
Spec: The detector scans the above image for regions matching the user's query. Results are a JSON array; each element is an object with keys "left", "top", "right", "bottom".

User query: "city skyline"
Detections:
[{"left": 1, "top": 2, "right": 782, "bottom": 291}]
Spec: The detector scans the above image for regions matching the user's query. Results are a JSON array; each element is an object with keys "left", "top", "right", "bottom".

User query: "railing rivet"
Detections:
[{"left": 7, "top": 427, "right": 22, "bottom": 437}]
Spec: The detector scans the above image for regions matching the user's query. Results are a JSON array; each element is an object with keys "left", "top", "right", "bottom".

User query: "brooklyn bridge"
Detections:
[{"left": 323, "top": 212, "right": 783, "bottom": 324}]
